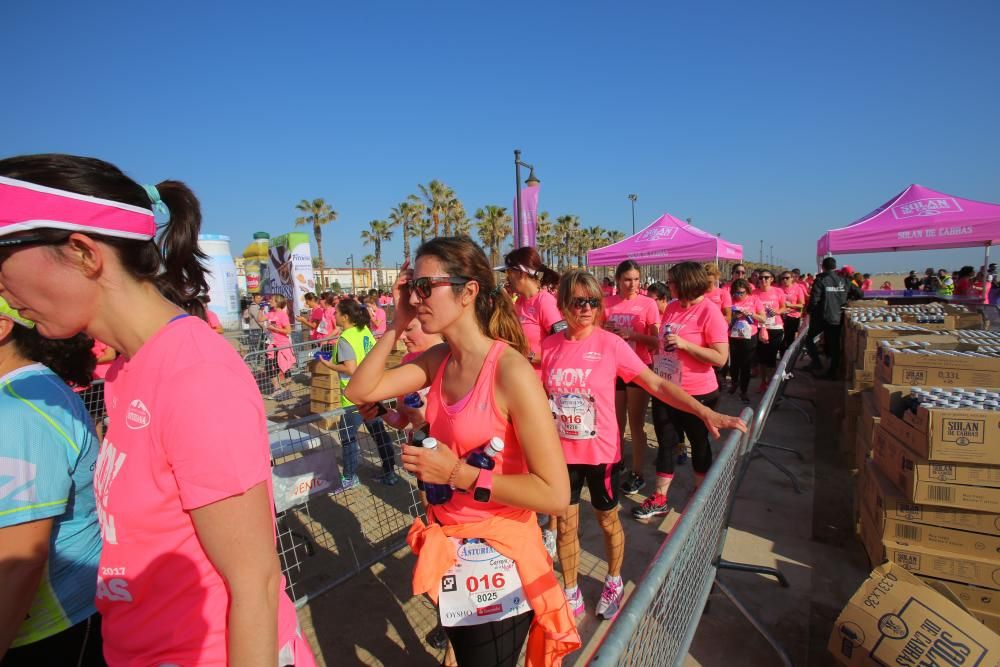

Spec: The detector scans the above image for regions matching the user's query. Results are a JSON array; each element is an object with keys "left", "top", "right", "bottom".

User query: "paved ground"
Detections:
[{"left": 289, "top": 366, "right": 871, "bottom": 666}]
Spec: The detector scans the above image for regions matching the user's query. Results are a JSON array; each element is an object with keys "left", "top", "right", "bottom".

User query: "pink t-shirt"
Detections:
[
  {"left": 729, "top": 295, "right": 763, "bottom": 338},
  {"left": 96, "top": 316, "right": 299, "bottom": 665},
  {"left": 370, "top": 306, "right": 387, "bottom": 337},
  {"left": 658, "top": 298, "right": 729, "bottom": 396},
  {"left": 604, "top": 294, "right": 660, "bottom": 364},
  {"left": 704, "top": 286, "right": 733, "bottom": 312},
  {"left": 516, "top": 290, "right": 564, "bottom": 362},
  {"left": 267, "top": 309, "right": 291, "bottom": 346},
  {"left": 92, "top": 339, "right": 114, "bottom": 380},
  {"left": 779, "top": 283, "right": 805, "bottom": 319},
  {"left": 754, "top": 287, "right": 786, "bottom": 330},
  {"left": 541, "top": 328, "right": 647, "bottom": 465},
  {"left": 323, "top": 306, "right": 338, "bottom": 339},
  {"left": 309, "top": 306, "right": 327, "bottom": 340},
  {"left": 204, "top": 309, "right": 221, "bottom": 331}
]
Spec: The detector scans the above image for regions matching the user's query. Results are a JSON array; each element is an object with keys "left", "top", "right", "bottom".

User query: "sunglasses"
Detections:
[
  {"left": 761, "top": 275, "right": 774, "bottom": 280},
  {"left": 732, "top": 291, "right": 747, "bottom": 296},
  {"left": 409, "top": 276, "right": 471, "bottom": 299},
  {"left": 0, "top": 232, "right": 72, "bottom": 268},
  {"left": 780, "top": 276, "right": 792, "bottom": 280},
  {"left": 570, "top": 297, "right": 600, "bottom": 310}
]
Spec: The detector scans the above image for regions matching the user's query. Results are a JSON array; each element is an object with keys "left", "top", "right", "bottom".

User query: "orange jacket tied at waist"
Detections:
[{"left": 407, "top": 512, "right": 582, "bottom": 666}]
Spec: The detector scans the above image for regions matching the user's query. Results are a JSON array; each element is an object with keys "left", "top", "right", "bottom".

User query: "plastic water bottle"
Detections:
[
  {"left": 662, "top": 324, "right": 676, "bottom": 351},
  {"left": 409, "top": 425, "right": 429, "bottom": 491},
  {"left": 313, "top": 350, "right": 332, "bottom": 361},
  {"left": 419, "top": 438, "right": 453, "bottom": 505},
  {"left": 404, "top": 392, "right": 424, "bottom": 409},
  {"left": 466, "top": 437, "right": 504, "bottom": 471}
]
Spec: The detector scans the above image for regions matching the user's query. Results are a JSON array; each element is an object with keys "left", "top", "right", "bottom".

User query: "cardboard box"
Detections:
[
  {"left": 876, "top": 344, "right": 1000, "bottom": 388},
  {"left": 872, "top": 426, "right": 1000, "bottom": 513},
  {"left": 828, "top": 562, "right": 1000, "bottom": 665},
  {"left": 857, "top": 335, "right": 958, "bottom": 371},
  {"left": 850, "top": 368, "right": 875, "bottom": 392},
  {"left": 880, "top": 408, "right": 1000, "bottom": 468},
  {"left": 975, "top": 610, "right": 1000, "bottom": 636},
  {"left": 884, "top": 516, "right": 1000, "bottom": 560},
  {"left": 309, "top": 385, "right": 340, "bottom": 403},
  {"left": 863, "top": 462, "right": 1000, "bottom": 537},
  {"left": 310, "top": 373, "right": 338, "bottom": 389},
  {"left": 309, "top": 399, "right": 340, "bottom": 414},
  {"left": 884, "top": 540, "right": 1000, "bottom": 590},
  {"left": 859, "top": 510, "right": 886, "bottom": 566},
  {"left": 924, "top": 577, "right": 1000, "bottom": 616},
  {"left": 307, "top": 359, "right": 336, "bottom": 376},
  {"left": 855, "top": 415, "right": 873, "bottom": 472}
]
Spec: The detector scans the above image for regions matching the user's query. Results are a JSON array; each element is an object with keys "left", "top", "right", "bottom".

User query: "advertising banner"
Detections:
[{"left": 264, "top": 231, "right": 315, "bottom": 313}]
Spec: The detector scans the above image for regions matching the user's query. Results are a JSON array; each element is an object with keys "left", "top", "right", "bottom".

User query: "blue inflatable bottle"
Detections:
[
  {"left": 419, "top": 438, "right": 453, "bottom": 505},
  {"left": 313, "top": 349, "right": 332, "bottom": 361},
  {"left": 404, "top": 392, "right": 424, "bottom": 409},
  {"left": 466, "top": 437, "right": 504, "bottom": 471}
]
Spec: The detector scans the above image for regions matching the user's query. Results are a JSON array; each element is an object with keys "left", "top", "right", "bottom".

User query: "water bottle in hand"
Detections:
[
  {"left": 418, "top": 438, "right": 453, "bottom": 505},
  {"left": 466, "top": 437, "right": 504, "bottom": 471},
  {"left": 404, "top": 392, "right": 424, "bottom": 409}
]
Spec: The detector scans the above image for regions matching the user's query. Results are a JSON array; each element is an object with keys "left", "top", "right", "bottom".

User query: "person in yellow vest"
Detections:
[{"left": 318, "top": 298, "right": 399, "bottom": 487}]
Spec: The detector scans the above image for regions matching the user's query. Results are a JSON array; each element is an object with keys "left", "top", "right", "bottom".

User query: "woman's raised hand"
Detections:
[{"left": 393, "top": 260, "right": 416, "bottom": 331}]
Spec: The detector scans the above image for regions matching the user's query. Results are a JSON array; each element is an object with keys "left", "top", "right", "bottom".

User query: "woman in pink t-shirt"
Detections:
[
  {"left": 753, "top": 270, "right": 788, "bottom": 392},
  {"left": 778, "top": 271, "right": 805, "bottom": 353},
  {"left": 703, "top": 263, "right": 733, "bottom": 323},
  {"left": 542, "top": 270, "right": 745, "bottom": 618},
  {"left": 636, "top": 262, "right": 731, "bottom": 520},
  {"left": 266, "top": 294, "right": 295, "bottom": 399},
  {"left": 0, "top": 154, "right": 312, "bottom": 666},
  {"left": 728, "top": 279, "right": 766, "bottom": 403},
  {"left": 603, "top": 260, "right": 661, "bottom": 497},
  {"left": 365, "top": 294, "right": 388, "bottom": 338},
  {"left": 295, "top": 292, "right": 325, "bottom": 342},
  {"left": 345, "top": 237, "right": 579, "bottom": 665}
]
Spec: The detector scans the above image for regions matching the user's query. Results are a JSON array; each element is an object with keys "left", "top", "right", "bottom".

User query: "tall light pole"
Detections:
[
  {"left": 628, "top": 194, "right": 638, "bottom": 235},
  {"left": 346, "top": 254, "right": 355, "bottom": 294},
  {"left": 759, "top": 240, "right": 763, "bottom": 264},
  {"left": 513, "top": 149, "right": 539, "bottom": 248},
  {"left": 770, "top": 245, "right": 774, "bottom": 265}
]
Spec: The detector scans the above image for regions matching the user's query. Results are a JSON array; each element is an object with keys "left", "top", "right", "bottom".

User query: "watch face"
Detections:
[{"left": 474, "top": 487, "right": 491, "bottom": 503}]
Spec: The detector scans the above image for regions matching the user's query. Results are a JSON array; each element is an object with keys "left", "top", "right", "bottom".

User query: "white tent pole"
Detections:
[{"left": 985, "top": 242, "right": 992, "bottom": 304}]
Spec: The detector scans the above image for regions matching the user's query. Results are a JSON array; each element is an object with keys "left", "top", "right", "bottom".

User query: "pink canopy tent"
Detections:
[
  {"left": 587, "top": 213, "right": 743, "bottom": 266},
  {"left": 816, "top": 184, "right": 1000, "bottom": 257}
]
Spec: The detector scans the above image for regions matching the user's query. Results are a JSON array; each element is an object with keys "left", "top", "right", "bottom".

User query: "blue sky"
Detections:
[{"left": 3, "top": 0, "right": 999, "bottom": 273}]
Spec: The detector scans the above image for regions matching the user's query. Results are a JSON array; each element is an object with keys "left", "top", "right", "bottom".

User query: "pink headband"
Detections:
[{"left": 0, "top": 176, "right": 156, "bottom": 240}]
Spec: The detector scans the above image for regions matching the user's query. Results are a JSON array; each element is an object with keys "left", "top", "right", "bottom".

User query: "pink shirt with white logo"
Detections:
[
  {"left": 754, "top": 287, "right": 786, "bottom": 330},
  {"left": 541, "top": 328, "right": 648, "bottom": 465},
  {"left": 779, "top": 283, "right": 805, "bottom": 319},
  {"left": 703, "top": 286, "right": 733, "bottom": 313},
  {"left": 267, "top": 308, "right": 291, "bottom": 346},
  {"left": 516, "top": 290, "right": 564, "bottom": 363},
  {"left": 603, "top": 294, "right": 660, "bottom": 364},
  {"left": 730, "top": 295, "right": 764, "bottom": 338},
  {"left": 95, "top": 316, "right": 301, "bottom": 666},
  {"left": 658, "top": 298, "right": 729, "bottom": 396},
  {"left": 308, "top": 306, "right": 327, "bottom": 340}
]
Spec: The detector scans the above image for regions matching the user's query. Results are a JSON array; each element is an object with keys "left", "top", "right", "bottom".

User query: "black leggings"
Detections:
[
  {"left": 444, "top": 610, "right": 534, "bottom": 667},
  {"left": 780, "top": 317, "right": 801, "bottom": 353},
  {"left": 756, "top": 329, "right": 784, "bottom": 368},
  {"left": 1, "top": 613, "right": 105, "bottom": 666},
  {"left": 651, "top": 390, "right": 720, "bottom": 475},
  {"left": 728, "top": 338, "right": 757, "bottom": 393}
]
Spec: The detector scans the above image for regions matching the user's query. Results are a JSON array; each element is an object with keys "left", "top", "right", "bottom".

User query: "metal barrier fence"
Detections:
[
  {"left": 243, "top": 334, "right": 340, "bottom": 416},
  {"left": 269, "top": 408, "right": 424, "bottom": 607},
  {"left": 588, "top": 408, "right": 754, "bottom": 665}
]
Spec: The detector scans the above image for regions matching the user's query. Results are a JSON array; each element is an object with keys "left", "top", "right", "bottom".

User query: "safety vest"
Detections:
[
  {"left": 938, "top": 278, "right": 954, "bottom": 297},
  {"left": 337, "top": 325, "right": 375, "bottom": 407}
]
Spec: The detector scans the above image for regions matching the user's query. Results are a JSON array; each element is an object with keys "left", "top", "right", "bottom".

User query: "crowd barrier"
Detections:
[
  {"left": 590, "top": 327, "right": 814, "bottom": 666},
  {"left": 242, "top": 334, "right": 340, "bottom": 416}
]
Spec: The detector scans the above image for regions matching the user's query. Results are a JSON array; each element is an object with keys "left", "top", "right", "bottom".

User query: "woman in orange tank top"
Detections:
[{"left": 346, "top": 237, "right": 579, "bottom": 667}]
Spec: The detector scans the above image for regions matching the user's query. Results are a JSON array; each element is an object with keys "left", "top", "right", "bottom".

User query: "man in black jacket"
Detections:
[{"left": 804, "top": 256, "right": 851, "bottom": 378}]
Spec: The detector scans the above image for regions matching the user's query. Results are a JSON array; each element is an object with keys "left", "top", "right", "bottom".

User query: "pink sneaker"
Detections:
[
  {"left": 565, "top": 587, "right": 584, "bottom": 617},
  {"left": 595, "top": 576, "right": 624, "bottom": 620}
]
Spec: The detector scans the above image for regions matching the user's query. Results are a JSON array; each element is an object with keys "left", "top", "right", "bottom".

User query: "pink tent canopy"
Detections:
[
  {"left": 816, "top": 184, "right": 1000, "bottom": 256},
  {"left": 587, "top": 213, "right": 743, "bottom": 266}
]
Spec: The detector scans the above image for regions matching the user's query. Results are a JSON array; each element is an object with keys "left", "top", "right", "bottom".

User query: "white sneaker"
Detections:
[
  {"left": 595, "top": 576, "right": 624, "bottom": 620},
  {"left": 542, "top": 529, "right": 557, "bottom": 559}
]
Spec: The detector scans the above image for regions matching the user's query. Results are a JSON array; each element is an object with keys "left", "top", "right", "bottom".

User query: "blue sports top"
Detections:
[{"left": 0, "top": 363, "right": 102, "bottom": 646}]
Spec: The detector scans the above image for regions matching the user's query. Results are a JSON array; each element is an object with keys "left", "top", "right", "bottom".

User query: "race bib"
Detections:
[
  {"left": 764, "top": 315, "right": 779, "bottom": 328},
  {"left": 438, "top": 538, "right": 529, "bottom": 627},
  {"left": 316, "top": 318, "right": 329, "bottom": 335},
  {"left": 730, "top": 318, "right": 753, "bottom": 340},
  {"left": 549, "top": 393, "right": 597, "bottom": 439},
  {"left": 654, "top": 351, "right": 682, "bottom": 386}
]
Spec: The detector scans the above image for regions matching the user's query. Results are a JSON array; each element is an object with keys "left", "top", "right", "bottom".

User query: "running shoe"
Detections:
[
  {"left": 339, "top": 474, "right": 360, "bottom": 490},
  {"left": 377, "top": 470, "right": 401, "bottom": 486},
  {"left": 595, "top": 576, "right": 624, "bottom": 620},
  {"left": 542, "top": 529, "right": 557, "bottom": 559},
  {"left": 565, "top": 587, "right": 585, "bottom": 617},
  {"left": 620, "top": 471, "right": 646, "bottom": 496},
  {"left": 631, "top": 493, "right": 670, "bottom": 520}
]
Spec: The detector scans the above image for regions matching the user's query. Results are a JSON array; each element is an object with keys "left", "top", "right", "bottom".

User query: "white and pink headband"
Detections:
[{"left": 0, "top": 175, "right": 157, "bottom": 240}]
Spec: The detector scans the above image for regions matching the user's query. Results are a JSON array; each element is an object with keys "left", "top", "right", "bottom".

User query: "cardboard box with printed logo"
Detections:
[
  {"left": 884, "top": 540, "right": 1000, "bottom": 590},
  {"left": 828, "top": 562, "right": 1000, "bottom": 665},
  {"left": 922, "top": 577, "right": 1000, "bottom": 616},
  {"left": 871, "top": 426, "right": 1000, "bottom": 513},
  {"left": 884, "top": 517, "right": 1000, "bottom": 561},
  {"left": 876, "top": 344, "right": 1000, "bottom": 388},
  {"left": 879, "top": 405, "right": 1000, "bottom": 467},
  {"left": 310, "top": 373, "right": 338, "bottom": 389},
  {"left": 856, "top": 334, "right": 957, "bottom": 372}
]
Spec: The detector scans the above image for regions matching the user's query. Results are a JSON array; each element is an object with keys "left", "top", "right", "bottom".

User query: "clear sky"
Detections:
[{"left": 3, "top": 0, "right": 999, "bottom": 274}]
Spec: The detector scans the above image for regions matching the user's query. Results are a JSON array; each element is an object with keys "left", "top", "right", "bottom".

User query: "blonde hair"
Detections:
[
  {"left": 557, "top": 270, "right": 603, "bottom": 321},
  {"left": 704, "top": 263, "right": 721, "bottom": 279},
  {"left": 271, "top": 294, "right": 287, "bottom": 309}
]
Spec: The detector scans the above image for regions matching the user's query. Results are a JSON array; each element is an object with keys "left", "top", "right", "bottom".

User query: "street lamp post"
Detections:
[
  {"left": 346, "top": 254, "right": 355, "bottom": 295},
  {"left": 628, "top": 194, "right": 637, "bottom": 235},
  {"left": 770, "top": 245, "right": 774, "bottom": 265},
  {"left": 513, "top": 149, "right": 540, "bottom": 248},
  {"left": 759, "top": 240, "right": 763, "bottom": 264}
]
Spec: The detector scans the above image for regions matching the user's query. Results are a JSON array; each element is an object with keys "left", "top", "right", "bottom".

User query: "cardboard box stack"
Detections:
[
  {"left": 308, "top": 358, "right": 341, "bottom": 429},
  {"left": 845, "top": 312, "right": 1000, "bottom": 638}
]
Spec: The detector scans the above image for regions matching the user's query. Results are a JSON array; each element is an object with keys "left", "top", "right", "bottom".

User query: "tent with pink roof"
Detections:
[
  {"left": 587, "top": 213, "right": 743, "bottom": 266},
  {"left": 816, "top": 184, "right": 1000, "bottom": 257}
]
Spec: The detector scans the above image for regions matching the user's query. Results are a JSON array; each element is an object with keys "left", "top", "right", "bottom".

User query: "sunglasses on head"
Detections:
[
  {"left": 0, "top": 232, "right": 73, "bottom": 268},
  {"left": 409, "top": 276, "right": 471, "bottom": 299},
  {"left": 570, "top": 297, "right": 600, "bottom": 310}
]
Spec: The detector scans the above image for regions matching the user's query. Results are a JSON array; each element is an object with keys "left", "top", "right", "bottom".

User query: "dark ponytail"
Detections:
[
  {"left": 502, "top": 246, "right": 561, "bottom": 291},
  {"left": 337, "top": 298, "right": 371, "bottom": 331},
  {"left": 0, "top": 154, "right": 209, "bottom": 306},
  {"left": 11, "top": 328, "right": 96, "bottom": 388}
]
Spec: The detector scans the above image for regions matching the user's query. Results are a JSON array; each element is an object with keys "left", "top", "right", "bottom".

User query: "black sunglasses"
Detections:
[
  {"left": 732, "top": 290, "right": 747, "bottom": 296},
  {"left": 0, "top": 232, "right": 72, "bottom": 268},
  {"left": 760, "top": 275, "right": 774, "bottom": 280},
  {"left": 570, "top": 297, "right": 600, "bottom": 310},
  {"left": 409, "top": 276, "right": 471, "bottom": 299}
]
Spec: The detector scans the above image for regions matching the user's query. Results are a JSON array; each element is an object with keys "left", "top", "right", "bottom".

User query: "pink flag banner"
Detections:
[{"left": 515, "top": 184, "right": 540, "bottom": 248}]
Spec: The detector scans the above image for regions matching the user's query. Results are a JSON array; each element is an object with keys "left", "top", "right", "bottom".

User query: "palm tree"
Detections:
[
  {"left": 388, "top": 195, "right": 423, "bottom": 261},
  {"left": 535, "top": 212, "right": 555, "bottom": 266},
  {"left": 295, "top": 198, "right": 337, "bottom": 270},
  {"left": 583, "top": 226, "right": 607, "bottom": 269},
  {"left": 418, "top": 180, "right": 452, "bottom": 237},
  {"left": 553, "top": 215, "right": 581, "bottom": 269},
  {"left": 361, "top": 219, "right": 394, "bottom": 289},
  {"left": 606, "top": 230, "right": 626, "bottom": 245},
  {"left": 362, "top": 254, "right": 377, "bottom": 290},
  {"left": 445, "top": 197, "right": 470, "bottom": 238},
  {"left": 412, "top": 216, "right": 433, "bottom": 246},
  {"left": 474, "top": 205, "right": 512, "bottom": 266}
]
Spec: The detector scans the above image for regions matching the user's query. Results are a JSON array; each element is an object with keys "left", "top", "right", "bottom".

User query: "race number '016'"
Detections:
[{"left": 438, "top": 538, "right": 530, "bottom": 627}]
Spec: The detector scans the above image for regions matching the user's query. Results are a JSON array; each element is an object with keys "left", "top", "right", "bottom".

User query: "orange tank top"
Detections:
[{"left": 425, "top": 340, "right": 530, "bottom": 525}]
